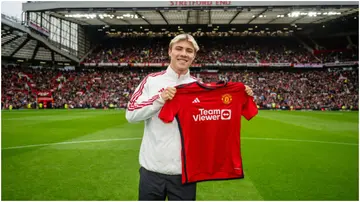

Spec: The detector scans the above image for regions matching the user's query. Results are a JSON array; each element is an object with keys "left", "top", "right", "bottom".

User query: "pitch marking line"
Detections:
[
  {"left": 243, "top": 137, "right": 358, "bottom": 146},
  {"left": 2, "top": 137, "right": 358, "bottom": 150},
  {"left": 2, "top": 138, "right": 142, "bottom": 150}
]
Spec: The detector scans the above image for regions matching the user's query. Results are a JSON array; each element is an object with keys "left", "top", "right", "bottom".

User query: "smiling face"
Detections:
[{"left": 168, "top": 39, "right": 196, "bottom": 75}]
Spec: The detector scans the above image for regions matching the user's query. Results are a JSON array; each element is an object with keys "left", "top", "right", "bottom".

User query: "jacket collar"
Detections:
[{"left": 166, "top": 65, "right": 191, "bottom": 81}]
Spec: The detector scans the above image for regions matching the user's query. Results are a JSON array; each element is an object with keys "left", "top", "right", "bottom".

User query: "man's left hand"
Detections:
[{"left": 245, "top": 85, "right": 254, "bottom": 97}]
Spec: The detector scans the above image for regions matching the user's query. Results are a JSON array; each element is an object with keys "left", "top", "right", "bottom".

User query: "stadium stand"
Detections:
[
  {"left": 1, "top": 2, "right": 359, "bottom": 111},
  {"left": 2, "top": 64, "right": 358, "bottom": 111}
]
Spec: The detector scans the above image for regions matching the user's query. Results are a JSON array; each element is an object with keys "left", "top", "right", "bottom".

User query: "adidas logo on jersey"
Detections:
[{"left": 192, "top": 97, "right": 200, "bottom": 103}]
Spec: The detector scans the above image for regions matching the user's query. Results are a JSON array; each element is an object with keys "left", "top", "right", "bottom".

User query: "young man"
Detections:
[{"left": 125, "top": 34, "right": 253, "bottom": 201}]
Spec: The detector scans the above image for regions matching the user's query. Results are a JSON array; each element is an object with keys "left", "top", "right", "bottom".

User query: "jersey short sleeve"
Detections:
[
  {"left": 158, "top": 98, "right": 181, "bottom": 123},
  {"left": 242, "top": 95, "right": 258, "bottom": 120}
]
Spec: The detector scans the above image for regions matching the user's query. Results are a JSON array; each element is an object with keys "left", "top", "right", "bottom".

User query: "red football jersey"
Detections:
[{"left": 158, "top": 81, "right": 258, "bottom": 184}]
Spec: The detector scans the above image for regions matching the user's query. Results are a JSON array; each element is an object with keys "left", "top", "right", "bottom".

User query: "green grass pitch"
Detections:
[{"left": 1, "top": 109, "right": 358, "bottom": 200}]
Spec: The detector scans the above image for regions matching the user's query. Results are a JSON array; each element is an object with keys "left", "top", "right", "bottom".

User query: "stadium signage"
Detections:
[
  {"left": 28, "top": 21, "right": 50, "bottom": 37},
  {"left": 201, "top": 69, "right": 219, "bottom": 73},
  {"left": 205, "top": 63, "right": 234, "bottom": 67},
  {"left": 37, "top": 91, "right": 52, "bottom": 97},
  {"left": 129, "top": 63, "right": 202, "bottom": 67},
  {"left": 233, "top": 63, "right": 247, "bottom": 67},
  {"left": 324, "top": 61, "right": 358, "bottom": 67},
  {"left": 247, "top": 63, "right": 258, "bottom": 67},
  {"left": 84, "top": 63, "right": 127, "bottom": 67},
  {"left": 98, "top": 63, "right": 113, "bottom": 66},
  {"left": 169, "top": 1, "right": 231, "bottom": 6},
  {"left": 64, "top": 66, "right": 75, "bottom": 71},
  {"left": 82, "top": 62, "right": 358, "bottom": 68},
  {"left": 259, "top": 63, "right": 271, "bottom": 67},
  {"left": 270, "top": 63, "right": 292, "bottom": 67},
  {"left": 131, "top": 63, "right": 164, "bottom": 67},
  {"left": 204, "top": 63, "right": 290, "bottom": 67},
  {"left": 293, "top": 63, "right": 323, "bottom": 68}
]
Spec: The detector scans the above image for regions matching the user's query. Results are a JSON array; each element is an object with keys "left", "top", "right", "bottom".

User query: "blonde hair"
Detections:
[{"left": 169, "top": 34, "right": 199, "bottom": 52}]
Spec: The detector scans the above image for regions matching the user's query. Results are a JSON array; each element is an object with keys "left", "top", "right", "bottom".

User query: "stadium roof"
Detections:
[
  {"left": 1, "top": 15, "right": 74, "bottom": 64},
  {"left": 23, "top": 1, "right": 359, "bottom": 26}
]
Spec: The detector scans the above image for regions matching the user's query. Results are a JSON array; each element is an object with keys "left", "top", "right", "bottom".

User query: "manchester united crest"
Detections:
[{"left": 221, "top": 94, "right": 232, "bottom": 104}]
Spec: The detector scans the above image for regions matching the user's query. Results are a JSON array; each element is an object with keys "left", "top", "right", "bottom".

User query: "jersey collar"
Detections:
[
  {"left": 196, "top": 80, "right": 228, "bottom": 90},
  {"left": 166, "top": 65, "right": 191, "bottom": 81}
]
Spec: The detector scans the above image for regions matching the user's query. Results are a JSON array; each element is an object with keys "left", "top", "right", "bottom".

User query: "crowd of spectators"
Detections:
[
  {"left": 2, "top": 65, "right": 358, "bottom": 111},
  {"left": 82, "top": 36, "right": 357, "bottom": 65},
  {"left": 216, "top": 69, "right": 358, "bottom": 110}
]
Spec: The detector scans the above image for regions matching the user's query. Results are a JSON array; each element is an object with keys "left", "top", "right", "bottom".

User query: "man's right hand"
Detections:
[{"left": 161, "top": 87, "right": 177, "bottom": 101}]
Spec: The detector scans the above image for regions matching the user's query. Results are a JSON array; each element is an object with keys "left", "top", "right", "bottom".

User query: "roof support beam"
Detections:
[
  {"left": 310, "top": 16, "right": 330, "bottom": 24},
  {"left": 1, "top": 32, "right": 13, "bottom": 38},
  {"left": 40, "top": 12, "right": 43, "bottom": 27},
  {"left": 10, "top": 38, "right": 30, "bottom": 57},
  {"left": 186, "top": 10, "right": 190, "bottom": 24},
  {"left": 135, "top": 11, "right": 151, "bottom": 25},
  {"left": 2, "top": 35, "right": 21, "bottom": 46},
  {"left": 247, "top": 8, "right": 268, "bottom": 24},
  {"left": 97, "top": 17, "right": 114, "bottom": 26},
  {"left": 208, "top": 10, "right": 211, "bottom": 25},
  {"left": 31, "top": 42, "right": 40, "bottom": 60},
  {"left": 266, "top": 11, "right": 289, "bottom": 24},
  {"left": 289, "top": 15, "right": 307, "bottom": 24},
  {"left": 51, "top": 51, "right": 55, "bottom": 63},
  {"left": 118, "top": 18, "right": 131, "bottom": 25},
  {"left": 196, "top": 10, "right": 200, "bottom": 24},
  {"left": 157, "top": 10, "right": 168, "bottom": 25},
  {"left": 229, "top": 10, "right": 242, "bottom": 24}
]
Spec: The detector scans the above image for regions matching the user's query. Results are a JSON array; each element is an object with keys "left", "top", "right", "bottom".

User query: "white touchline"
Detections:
[
  {"left": 1, "top": 137, "right": 358, "bottom": 150},
  {"left": 242, "top": 137, "right": 358, "bottom": 146},
  {"left": 1, "top": 138, "right": 142, "bottom": 150}
]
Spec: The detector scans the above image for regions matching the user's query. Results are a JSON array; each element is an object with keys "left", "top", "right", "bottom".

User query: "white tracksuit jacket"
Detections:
[{"left": 125, "top": 66, "right": 196, "bottom": 175}]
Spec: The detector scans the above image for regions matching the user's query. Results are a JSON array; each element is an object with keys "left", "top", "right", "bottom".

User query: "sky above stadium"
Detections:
[{"left": 1, "top": 1, "right": 24, "bottom": 20}]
